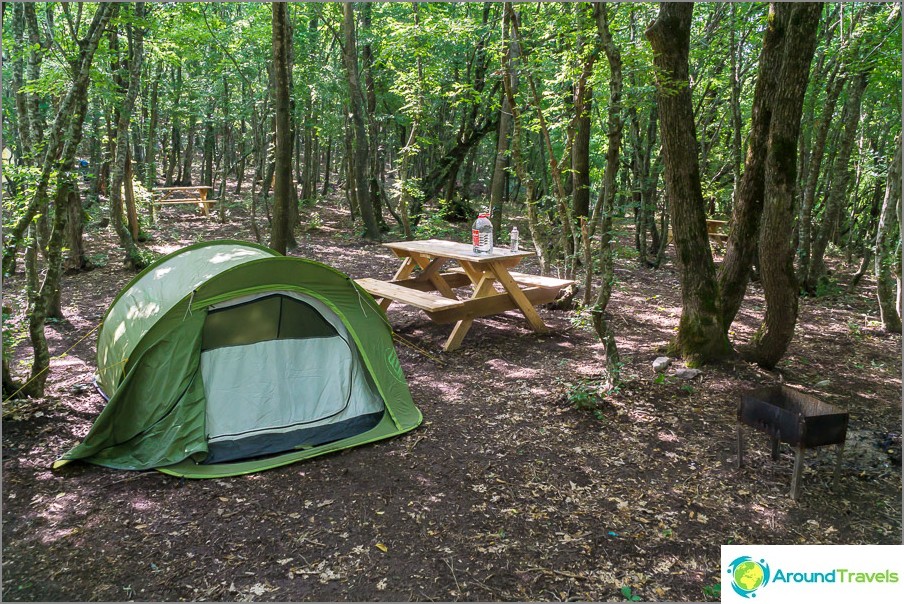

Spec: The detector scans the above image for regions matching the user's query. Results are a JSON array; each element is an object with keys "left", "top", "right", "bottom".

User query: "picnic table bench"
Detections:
[
  {"left": 356, "top": 239, "right": 575, "bottom": 352},
  {"left": 152, "top": 186, "right": 216, "bottom": 216}
]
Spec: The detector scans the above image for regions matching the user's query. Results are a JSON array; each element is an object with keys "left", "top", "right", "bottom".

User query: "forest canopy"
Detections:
[{"left": 2, "top": 2, "right": 902, "bottom": 394}]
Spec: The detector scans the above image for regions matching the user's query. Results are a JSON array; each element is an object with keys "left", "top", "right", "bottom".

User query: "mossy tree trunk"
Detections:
[
  {"left": 806, "top": 70, "right": 871, "bottom": 292},
  {"left": 109, "top": 3, "right": 146, "bottom": 270},
  {"left": 748, "top": 2, "right": 822, "bottom": 369},
  {"left": 21, "top": 2, "right": 118, "bottom": 398},
  {"left": 875, "top": 134, "right": 902, "bottom": 333},
  {"left": 646, "top": 2, "right": 731, "bottom": 366},
  {"left": 717, "top": 3, "right": 785, "bottom": 330},
  {"left": 342, "top": 3, "right": 381, "bottom": 240}
]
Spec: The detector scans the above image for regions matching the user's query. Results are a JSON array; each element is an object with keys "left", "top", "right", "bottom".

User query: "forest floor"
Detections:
[{"left": 2, "top": 194, "right": 901, "bottom": 602}]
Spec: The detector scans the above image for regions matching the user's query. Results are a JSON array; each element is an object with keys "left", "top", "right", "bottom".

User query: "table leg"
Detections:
[
  {"left": 199, "top": 189, "right": 210, "bottom": 217},
  {"left": 416, "top": 257, "right": 456, "bottom": 299},
  {"left": 488, "top": 261, "right": 548, "bottom": 333},
  {"left": 443, "top": 274, "right": 497, "bottom": 352}
]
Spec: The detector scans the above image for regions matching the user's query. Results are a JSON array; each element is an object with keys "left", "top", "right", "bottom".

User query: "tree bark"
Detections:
[
  {"left": 144, "top": 61, "right": 162, "bottom": 187},
  {"left": 806, "top": 70, "right": 871, "bottom": 291},
  {"left": 590, "top": 3, "right": 622, "bottom": 384},
  {"left": 21, "top": 2, "right": 118, "bottom": 397},
  {"left": 875, "top": 134, "right": 902, "bottom": 333},
  {"left": 748, "top": 2, "right": 821, "bottom": 368},
  {"left": 489, "top": 87, "right": 513, "bottom": 233},
  {"left": 3, "top": 3, "right": 118, "bottom": 277},
  {"left": 797, "top": 67, "right": 844, "bottom": 292},
  {"left": 571, "top": 82, "right": 592, "bottom": 220},
  {"left": 717, "top": 3, "right": 786, "bottom": 330},
  {"left": 646, "top": 2, "right": 730, "bottom": 365},
  {"left": 342, "top": 3, "right": 381, "bottom": 240},
  {"left": 270, "top": 1, "right": 295, "bottom": 255},
  {"left": 110, "top": 4, "right": 146, "bottom": 269}
]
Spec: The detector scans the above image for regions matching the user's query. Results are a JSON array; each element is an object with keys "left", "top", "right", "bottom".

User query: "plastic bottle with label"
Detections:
[
  {"left": 472, "top": 213, "right": 494, "bottom": 254},
  {"left": 510, "top": 226, "right": 519, "bottom": 252}
]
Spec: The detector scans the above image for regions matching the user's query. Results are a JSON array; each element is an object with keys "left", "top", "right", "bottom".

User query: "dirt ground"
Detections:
[{"left": 2, "top": 197, "right": 901, "bottom": 602}]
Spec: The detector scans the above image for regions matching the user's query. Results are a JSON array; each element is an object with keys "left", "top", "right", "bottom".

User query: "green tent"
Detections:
[{"left": 55, "top": 240, "right": 421, "bottom": 478}]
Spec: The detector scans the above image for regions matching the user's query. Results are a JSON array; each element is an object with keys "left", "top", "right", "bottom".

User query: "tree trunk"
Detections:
[
  {"left": 143, "top": 61, "right": 161, "bottom": 187},
  {"left": 342, "top": 3, "right": 381, "bottom": 240},
  {"left": 22, "top": 3, "right": 118, "bottom": 397},
  {"left": 501, "top": 5, "right": 550, "bottom": 274},
  {"left": 748, "top": 2, "right": 821, "bottom": 368},
  {"left": 202, "top": 106, "right": 215, "bottom": 187},
  {"left": 847, "top": 176, "right": 885, "bottom": 292},
  {"left": 270, "top": 1, "right": 295, "bottom": 255},
  {"left": 3, "top": 3, "right": 117, "bottom": 277},
  {"left": 646, "top": 2, "right": 730, "bottom": 365},
  {"left": 321, "top": 135, "right": 332, "bottom": 195},
  {"left": 179, "top": 119, "right": 196, "bottom": 185},
  {"left": 64, "top": 185, "right": 86, "bottom": 272},
  {"left": 489, "top": 88, "right": 512, "bottom": 233},
  {"left": 571, "top": 84, "right": 592, "bottom": 220},
  {"left": 11, "top": 4, "right": 33, "bottom": 161},
  {"left": 717, "top": 3, "right": 787, "bottom": 329},
  {"left": 797, "top": 69, "right": 844, "bottom": 292},
  {"left": 875, "top": 134, "right": 902, "bottom": 333},
  {"left": 590, "top": 3, "right": 622, "bottom": 384},
  {"left": 807, "top": 70, "right": 870, "bottom": 291},
  {"left": 110, "top": 4, "right": 146, "bottom": 269}
]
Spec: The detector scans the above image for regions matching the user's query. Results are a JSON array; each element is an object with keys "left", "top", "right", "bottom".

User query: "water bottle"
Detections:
[
  {"left": 472, "top": 213, "right": 494, "bottom": 254},
  {"left": 510, "top": 226, "right": 519, "bottom": 252}
]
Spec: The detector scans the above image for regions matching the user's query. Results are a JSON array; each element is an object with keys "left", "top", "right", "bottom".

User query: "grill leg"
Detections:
[
  {"left": 771, "top": 436, "right": 781, "bottom": 461},
  {"left": 790, "top": 446, "right": 805, "bottom": 500},
  {"left": 737, "top": 424, "right": 745, "bottom": 468},
  {"left": 832, "top": 443, "right": 845, "bottom": 489}
]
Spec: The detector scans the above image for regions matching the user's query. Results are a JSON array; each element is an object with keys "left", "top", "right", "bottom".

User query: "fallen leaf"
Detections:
[{"left": 375, "top": 543, "right": 388, "bottom": 553}]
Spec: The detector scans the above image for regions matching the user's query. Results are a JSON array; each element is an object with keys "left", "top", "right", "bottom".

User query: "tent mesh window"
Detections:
[{"left": 200, "top": 293, "right": 384, "bottom": 463}]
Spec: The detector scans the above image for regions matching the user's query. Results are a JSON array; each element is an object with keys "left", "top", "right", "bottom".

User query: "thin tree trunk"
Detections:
[
  {"left": 807, "top": 71, "right": 871, "bottom": 290},
  {"left": 110, "top": 4, "right": 146, "bottom": 269},
  {"left": 179, "top": 119, "right": 196, "bottom": 185},
  {"left": 797, "top": 69, "right": 844, "bottom": 292},
  {"left": 646, "top": 2, "right": 730, "bottom": 365},
  {"left": 717, "top": 2, "right": 786, "bottom": 330},
  {"left": 748, "top": 2, "right": 821, "bottom": 368},
  {"left": 848, "top": 176, "right": 885, "bottom": 292},
  {"left": 144, "top": 61, "right": 161, "bottom": 187},
  {"left": 875, "top": 134, "right": 902, "bottom": 333},
  {"left": 22, "top": 3, "right": 118, "bottom": 397},
  {"left": 590, "top": 3, "right": 622, "bottom": 384},
  {"left": 342, "top": 3, "right": 380, "bottom": 240},
  {"left": 501, "top": 6, "right": 549, "bottom": 274},
  {"left": 3, "top": 4, "right": 117, "bottom": 277},
  {"left": 489, "top": 87, "right": 512, "bottom": 233},
  {"left": 270, "top": 1, "right": 294, "bottom": 255}
]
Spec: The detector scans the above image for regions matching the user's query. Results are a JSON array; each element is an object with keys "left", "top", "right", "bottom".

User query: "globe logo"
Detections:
[{"left": 727, "top": 556, "right": 771, "bottom": 598}]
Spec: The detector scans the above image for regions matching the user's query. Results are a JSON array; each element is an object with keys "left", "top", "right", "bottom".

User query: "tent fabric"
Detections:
[
  {"left": 96, "top": 241, "right": 278, "bottom": 395},
  {"left": 55, "top": 240, "right": 421, "bottom": 477}
]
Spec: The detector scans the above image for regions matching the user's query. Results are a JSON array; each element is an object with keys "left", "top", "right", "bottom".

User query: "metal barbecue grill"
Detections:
[{"left": 737, "top": 385, "right": 849, "bottom": 500}]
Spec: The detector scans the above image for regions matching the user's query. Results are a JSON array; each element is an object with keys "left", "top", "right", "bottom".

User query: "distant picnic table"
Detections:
[{"left": 152, "top": 186, "right": 216, "bottom": 217}]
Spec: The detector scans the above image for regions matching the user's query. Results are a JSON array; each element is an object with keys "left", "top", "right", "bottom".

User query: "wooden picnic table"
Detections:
[
  {"left": 356, "top": 239, "right": 575, "bottom": 352},
  {"left": 152, "top": 185, "right": 216, "bottom": 216},
  {"left": 706, "top": 219, "right": 729, "bottom": 243},
  {"left": 667, "top": 218, "right": 729, "bottom": 245}
]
